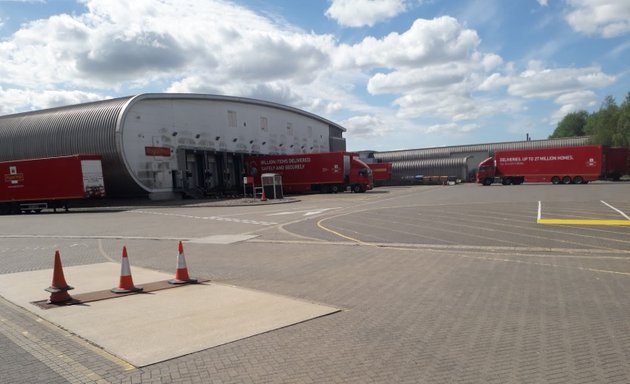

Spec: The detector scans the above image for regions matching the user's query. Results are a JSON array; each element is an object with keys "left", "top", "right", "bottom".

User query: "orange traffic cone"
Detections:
[
  {"left": 260, "top": 189, "right": 267, "bottom": 201},
  {"left": 45, "top": 250, "right": 74, "bottom": 304},
  {"left": 169, "top": 241, "right": 198, "bottom": 285},
  {"left": 111, "top": 246, "right": 143, "bottom": 293}
]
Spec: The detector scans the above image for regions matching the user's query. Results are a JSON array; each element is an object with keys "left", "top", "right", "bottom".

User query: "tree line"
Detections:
[{"left": 549, "top": 91, "right": 630, "bottom": 148}]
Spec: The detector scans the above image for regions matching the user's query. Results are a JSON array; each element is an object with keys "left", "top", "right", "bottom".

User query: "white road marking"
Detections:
[
  {"left": 601, "top": 200, "right": 630, "bottom": 220},
  {"left": 188, "top": 235, "right": 259, "bottom": 244},
  {"left": 267, "top": 207, "right": 341, "bottom": 217},
  {"left": 131, "top": 210, "right": 277, "bottom": 226},
  {"left": 537, "top": 201, "right": 542, "bottom": 221}
]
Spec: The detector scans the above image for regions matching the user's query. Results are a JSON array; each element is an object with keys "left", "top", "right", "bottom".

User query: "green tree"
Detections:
[
  {"left": 585, "top": 95, "right": 619, "bottom": 146},
  {"left": 549, "top": 110, "right": 588, "bottom": 138},
  {"left": 613, "top": 92, "right": 630, "bottom": 147}
]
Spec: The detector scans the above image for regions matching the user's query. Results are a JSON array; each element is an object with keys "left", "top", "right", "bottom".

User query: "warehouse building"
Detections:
[
  {"left": 0, "top": 93, "right": 347, "bottom": 199},
  {"left": 361, "top": 136, "right": 592, "bottom": 184}
]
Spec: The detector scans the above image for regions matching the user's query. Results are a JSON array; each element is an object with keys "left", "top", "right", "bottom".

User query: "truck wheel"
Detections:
[
  {"left": 573, "top": 176, "right": 584, "bottom": 184},
  {"left": 331, "top": 185, "right": 339, "bottom": 193},
  {"left": 353, "top": 184, "right": 362, "bottom": 193},
  {"left": 551, "top": 176, "right": 560, "bottom": 184},
  {"left": 483, "top": 178, "right": 493, "bottom": 186},
  {"left": 502, "top": 177, "right": 512, "bottom": 185},
  {"left": 562, "top": 176, "right": 572, "bottom": 184}
]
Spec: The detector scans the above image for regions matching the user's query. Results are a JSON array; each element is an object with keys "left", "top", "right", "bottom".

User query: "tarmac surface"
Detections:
[{"left": 1, "top": 182, "right": 630, "bottom": 383}]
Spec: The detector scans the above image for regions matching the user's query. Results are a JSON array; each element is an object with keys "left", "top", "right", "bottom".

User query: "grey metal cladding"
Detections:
[
  {"left": 373, "top": 136, "right": 591, "bottom": 162},
  {"left": 392, "top": 157, "right": 469, "bottom": 180},
  {"left": 0, "top": 96, "right": 144, "bottom": 196}
]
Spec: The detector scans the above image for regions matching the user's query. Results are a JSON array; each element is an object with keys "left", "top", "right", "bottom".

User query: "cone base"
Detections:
[
  {"left": 111, "top": 286, "right": 144, "bottom": 294},
  {"left": 45, "top": 285, "right": 74, "bottom": 293},
  {"left": 47, "top": 291, "right": 74, "bottom": 304},
  {"left": 168, "top": 278, "right": 198, "bottom": 285}
]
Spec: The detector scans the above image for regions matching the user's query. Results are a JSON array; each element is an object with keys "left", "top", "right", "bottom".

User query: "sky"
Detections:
[{"left": 0, "top": 0, "right": 628, "bottom": 151}]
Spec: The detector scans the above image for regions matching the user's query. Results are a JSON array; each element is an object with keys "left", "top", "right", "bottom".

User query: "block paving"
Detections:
[{"left": 2, "top": 237, "right": 630, "bottom": 383}]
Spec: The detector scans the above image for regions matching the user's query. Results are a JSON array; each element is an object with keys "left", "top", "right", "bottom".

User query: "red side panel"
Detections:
[
  {"left": 245, "top": 152, "right": 348, "bottom": 192},
  {"left": 604, "top": 147, "right": 629, "bottom": 177},
  {"left": 0, "top": 155, "right": 101, "bottom": 203},
  {"left": 494, "top": 145, "right": 603, "bottom": 182},
  {"left": 368, "top": 163, "right": 392, "bottom": 182}
]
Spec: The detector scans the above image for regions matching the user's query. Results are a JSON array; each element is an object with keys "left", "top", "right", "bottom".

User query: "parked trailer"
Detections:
[
  {"left": 476, "top": 145, "right": 629, "bottom": 185},
  {"left": 245, "top": 152, "right": 373, "bottom": 193},
  {"left": 0, "top": 155, "right": 105, "bottom": 214},
  {"left": 368, "top": 162, "right": 392, "bottom": 186}
]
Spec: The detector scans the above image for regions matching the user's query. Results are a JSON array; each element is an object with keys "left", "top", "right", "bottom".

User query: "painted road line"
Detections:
[
  {"left": 538, "top": 219, "right": 630, "bottom": 226},
  {"left": 132, "top": 210, "right": 277, "bottom": 226},
  {"left": 537, "top": 200, "right": 630, "bottom": 226},
  {"left": 268, "top": 207, "right": 341, "bottom": 216},
  {"left": 601, "top": 200, "right": 630, "bottom": 220}
]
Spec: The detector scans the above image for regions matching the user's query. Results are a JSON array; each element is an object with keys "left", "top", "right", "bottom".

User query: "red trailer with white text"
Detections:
[
  {"left": 476, "top": 145, "right": 629, "bottom": 185},
  {"left": 245, "top": 152, "right": 373, "bottom": 193},
  {"left": 0, "top": 155, "right": 106, "bottom": 214}
]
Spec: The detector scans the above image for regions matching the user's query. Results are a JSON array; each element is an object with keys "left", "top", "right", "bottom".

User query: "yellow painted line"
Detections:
[
  {"left": 316, "top": 218, "right": 371, "bottom": 245},
  {"left": 537, "top": 219, "right": 630, "bottom": 226}
]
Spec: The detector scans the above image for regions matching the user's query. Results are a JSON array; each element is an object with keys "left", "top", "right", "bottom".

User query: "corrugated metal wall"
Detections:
[
  {"left": 392, "top": 157, "right": 470, "bottom": 181},
  {"left": 374, "top": 137, "right": 591, "bottom": 162},
  {"left": 0, "top": 96, "right": 145, "bottom": 196}
]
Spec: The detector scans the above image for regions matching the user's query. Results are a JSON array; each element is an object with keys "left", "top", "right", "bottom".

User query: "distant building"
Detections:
[
  {"left": 0, "top": 94, "right": 347, "bottom": 199},
  {"left": 360, "top": 137, "right": 592, "bottom": 183}
]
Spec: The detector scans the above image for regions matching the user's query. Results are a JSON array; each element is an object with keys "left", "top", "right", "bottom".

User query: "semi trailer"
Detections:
[
  {"left": 476, "top": 145, "right": 629, "bottom": 185},
  {"left": 1, "top": 155, "right": 105, "bottom": 214},
  {"left": 245, "top": 152, "right": 373, "bottom": 193}
]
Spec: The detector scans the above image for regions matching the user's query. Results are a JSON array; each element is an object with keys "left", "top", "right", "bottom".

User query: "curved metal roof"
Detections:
[
  {"left": 0, "top": 96, "right": 139, "bottom": 195},
  {"left": 123, "top": 93, "right": 346, "bottom": 132}
]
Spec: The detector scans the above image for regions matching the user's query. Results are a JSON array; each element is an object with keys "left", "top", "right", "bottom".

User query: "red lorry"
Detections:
[
  {"left": 1, "top": 155, "right": 106, "bottom": 214},
  {"left": 245, "top": 152, "right": 373, "bottom": 193},
  {"left": 476, "top": 145, "right": 629, "bottom": 185}
]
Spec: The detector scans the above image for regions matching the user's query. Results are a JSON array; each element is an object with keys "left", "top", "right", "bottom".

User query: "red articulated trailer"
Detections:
[
  {"left": 476, "top": 145, "right": 629, "bottom": 185},
  {"left": 245, "top": 152, "right": 373, "bottom": 193},
  {"left": 1, "top": 155, "right": 106, "bottom": 214}
]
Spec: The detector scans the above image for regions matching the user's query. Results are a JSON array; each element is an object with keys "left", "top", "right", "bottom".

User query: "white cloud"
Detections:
[
  {"left": 425, "top": 122, "right": 480, "bottom": 134},
  {"left": 341, "top": 115, "right": 393, "bottom": 137},
  {"left": 537, "top": 0, "right": 549, "bottom": 6},
  {"left": 325, "top": 0, "right": 408, "bottom": 28},
  {"left": 335, "top": 16, "right": 480, "bottom": 69},
  {"left": 335, "top": 16, "right": 510, "bottom": 122},
  {"left": 565, "top": 0, "right": 630, "bottom": 37},
  {"left": 0, "top": 0, "right": 621, "bottom": 144},
  {"left": 0, "top": 0, "right": 343, "bottom": 112},
  {"left": 549, "top": 90, "right": 597, "bottom": 124},
  {"left": 507, "top": 62, "right": 615, "bottom": 99},
  {"left": 0, "top": 87, "right": 104, "bottom": 115}
]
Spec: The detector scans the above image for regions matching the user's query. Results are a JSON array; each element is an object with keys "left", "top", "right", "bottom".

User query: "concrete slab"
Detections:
[
  {"left": 188, "top": 234, "right": 259, "bottom": 244},
  {"left": 0, "top": 263, "right": 339, "bottom": 367}
]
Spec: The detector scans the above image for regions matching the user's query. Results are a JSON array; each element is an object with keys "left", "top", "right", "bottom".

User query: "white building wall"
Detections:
[{"left": 120, "top": 99, "right": 331, "bottom": 192}]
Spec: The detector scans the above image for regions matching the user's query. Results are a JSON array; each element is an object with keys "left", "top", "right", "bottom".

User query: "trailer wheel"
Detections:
[
  {"left": 562, "top": 176, "right": 572, "bottom": 184},
  {"left": 551, "top": 176, "right": 560, "bottom": 184},
  {"left": 573, "top": 176, "right": 584, "bottom": 184},
  {"left": 331, "top": 185, "right": 339, "bottom": 193}
]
